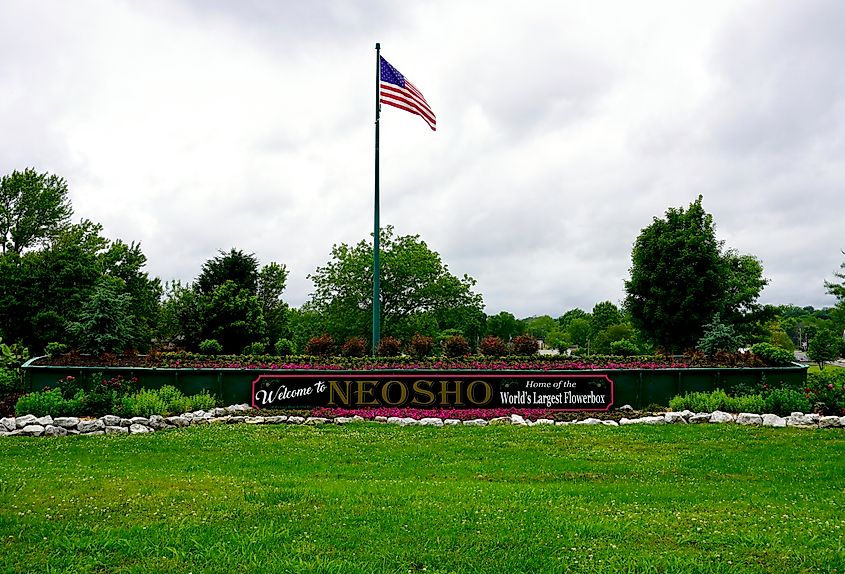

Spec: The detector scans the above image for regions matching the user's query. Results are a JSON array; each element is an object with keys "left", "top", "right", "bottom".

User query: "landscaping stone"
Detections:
[
  {"left": 211, "top": 407, "right": 228, "bottom": 417},
  {"left": 374, "top": 416, "right": 388, "bottom": 423},
  {"left": 166, "top": 416, "right": 190, "bottom": 427},
  {"left": 399, "top": 417, "right": 419, "bottom": 427},
  {"left": 305, "top": 417, "right": 329, "bottom": 425},
  {"left": 736, "top": 413, "right": 763, "bottom": 426},
  {"left": 787, "top": 413, "right": 816, "bottom": 428},
  {"left": 419, "top": 418, "right": 444, "bottom": 427},
  {"left": 709, "top": 411, "right": 735, "bottom": 424},
  {"left": 1, "top": 417, "right": 15, "bottom": 431},
  {"left": 333, "top": 417, "right": 353, "bottom": 424},
  {"left": 762, "top": 414, "right": 787, "bottom": 428},
  {"left": 487, "top": 416, "right": 511, "bottom": 425},
  {"left": 265, "top": 416, "right": 288, "bottom": 424},
  {"left": 601, "top": 420, "right": 619, "bottom": 427},
  {"left": 53, "top": 417, "right": 80, "bottom": 429},
  {"left": 101, "top": 415, "right": 120, "bottom": 427},
  {"left": 35, "top": 415, "right": 54, "bottom": 427},
  {"left": 576, "top": 418, "right": 602, "bottom": 425},
  {"left": 226, "top": 404, "right": 251, "bottom": 414},
  {"left": 555, "top": 421, "right": 571, "bottom": 426},
  {"left": 819, "top": 416, "right": 842, "bottom": 429},
  {"left": 622, "top": 416, "right": 664, "bottom": 425},
  {"left": 15, "top": 415, "right": 37, "bottom": 429},
  {"left": 286, "top": 416, "right": 305, "bottom": 424},
  {"left": 148, "top": 415, "right": 169, "bottom": 430},
  {"left": 617, "top": 405, "right": 635, "bottom": 413},
  {"left": 227, "top": 416, "right": 246, "bottom": 424},
  {"left": 105, "top": 425, "right": 128, "bottom": 435},
  {"left": 44, "top": 425, "right": 68, "bottom": 437},
  {"left": 535, "top": 418, "right": 554, "bottom": 425},
  {"left": 21, "top": 424, "right": 45, "bottom": 436},
  {"left": 245, "top": 416, "right": 265, "bottom": 424},
  {"left": 463, "top": 419, "right": 488, "bottom": 426},
  {"left": 688, "top": 413, "right": 711, "bottom": 424},
  {"left": 443, "top": 419, "right": 461, "bottom": 426},
  {"left": 129, "top": 424, "right": 153, "bottom": 434},
  {"left": 78, "top": 419, "right": 105, "bottom": 433},
  {"left": 664, "top": 412, "right": 688, "bottom": 424},
  {"left": 130, "top": 417, "right": 150, "bottom": 426},
  {"left": 509, "top": 414, "right": 527, "bottom": 425}
]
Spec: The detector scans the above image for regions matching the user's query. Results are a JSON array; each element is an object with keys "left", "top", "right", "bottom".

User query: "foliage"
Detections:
[
  {"left": 807, "top": 328, "right": 841, "bottom": 369},
  {"left": 15, "top": 388, "right": 84, "bottom": 417},
  {"left": 196, "top": 249, "right": 259, "bottom": 296},
  {"left": 203, "top": 280, "right": 266, "bottom": 354},
  {"left": 668, "top": 389, "right": 765, "bottom": 414},
  {"left": 442, "top": 334, "right": 470, "bottom": 357},
  {"left": 763, "top": 388, "right": 812, "bottom": 417},
  {"left": 610, "top": 338, "right": 640, "bottom": 357},
  {"left": 512, "top": 335, "right": 539, "bottom": 356},
  {"left": 590, "top": 301, "right": 622, "bottom": 336},
  {"left": 0, "top": 168, "right": 73, "bottom": 254},
  {"left": 376, "top": 336, "right": 403, "bottom": 357},
  {"left": 485, "top": 311, "right": 521, "bottom": 341},
  {"left": 407, "top": 334, "right": 434, "bottom": 358},
  {"left": 0, "top": 339, "right": 29, "bottom": 370},
  {"left": 0, "top": 367, "right": 21, "bottom": 395},
  {"left": 697, "top": 314, "right": 741, "bottom": 356},
  {"left": 306, "top": 226, "right": 484, "bottom": 343},
  {"left": 119, "top": 386, "right": 218, "bottom": 417},
  {"left": 199, "top": 339, "right": 224, "bottom": 355},
  {"left": 340, "top": 336, "right": 368, "bottom": 358},
  {"left": 83, "top": 374, "right": 139, "bottom": 417},
  {"left": 305, "top": 334, "right": 335, "bottom": 357},
  {"left": 625, "top": 196, "right": 767, "bottom": 352},
  {"left": 243, "top": 341, "right": 266, "bottom": 355},
  {"left": 806, "top": 369, "right": 845, "bottom": 415},
  {"left": 44, "top": 342, "right": 68, "bottom": 357},
  {"left": 274, "top": 338, "right": 295, "bottom": 356},
  {"left": 750, "top": 342, "right": 795, "bottom": 366},
  {"left": 824, "top": 253, "right": 845, "bottom": 304},
  {"left": 684, "top": 349, "right": 763, "bottom": 368},
  {"left": 66, "top": 276, "right": 136, "bottom": 355},
  {"left": 479, "top": 335, "right": 508, "bottom": 357},
  {"left": 566, "top": 317, "right": 591, "bottom": 349},
  {"left": 768, "top": 326, "right": 795, "bottom": 352}
]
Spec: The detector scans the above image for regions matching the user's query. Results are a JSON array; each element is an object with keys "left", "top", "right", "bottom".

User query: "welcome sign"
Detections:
[{"left": 251, "top": 372, "right": 613, "bottom": 411}]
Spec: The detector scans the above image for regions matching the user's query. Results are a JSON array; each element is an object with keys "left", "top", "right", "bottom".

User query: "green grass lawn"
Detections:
[{"left": 1, "top": 424, "right": 843, "bottom": 574}]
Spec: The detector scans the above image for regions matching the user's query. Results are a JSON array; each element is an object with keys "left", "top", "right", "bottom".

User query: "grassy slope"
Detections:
[{"left": 1, "top": 424, "right": 843, "bottom": 574}]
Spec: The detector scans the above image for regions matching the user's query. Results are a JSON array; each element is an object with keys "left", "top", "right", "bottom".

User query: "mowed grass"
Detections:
[{"left": 1, "top": 424, "right": 843, "bottom": 574}]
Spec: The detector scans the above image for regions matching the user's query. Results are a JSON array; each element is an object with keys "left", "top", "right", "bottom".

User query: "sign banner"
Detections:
[{"left": 251, "top": 372, "right": 613, "bottom": 411}]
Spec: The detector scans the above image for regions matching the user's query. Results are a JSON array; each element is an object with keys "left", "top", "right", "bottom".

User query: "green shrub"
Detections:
[
  {"left": 751, "top": 342, "right": 794, "bottom": 366},
  {"left": 119, "top": 390, "right": 167, "bottom": 418},
  {"left": 669, "top": 389, "right": 766, "bottom": 414},
  {"left": 764, "top": 388, "right": 811, "bottom": 416},
  {"left": 243, "top": 341, "right": 266, "bottom": 355},
  {"left": 45, "top": 342, "right": 69, "bottom": 357},
  {"left": 697, "top": 314, "right": 741, "bottom": 356},
  {"left": 189, "top": 390, "right": 217, "bottom": 412},
  {"left": 199, "top": 339, "right": 223, "bottom": 355},
  {"left": 120, "top": 386, "right": 218, "bottom": 417},
  {"left": 305, "top": 334, "right": 335, "bottom": 356},
  {"left": 0, "top": 367, "right": 22, "bottom": 395},
  {"left": 806, "top": 369, "right": 845, "bottom": 415},
  {"left": 610, "top": 338, "right": 640, "bottom": 357},
  {"left": 274, "top": 338, "right": 295, "bottom": 356},
  {"left": 15, "top": 388, "right": 84, "bottom": 418}
]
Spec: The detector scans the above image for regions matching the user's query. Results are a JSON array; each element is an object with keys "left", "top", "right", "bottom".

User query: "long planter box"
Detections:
[{"left": 21, "top": 359, "right": 808, "bottom": 410}]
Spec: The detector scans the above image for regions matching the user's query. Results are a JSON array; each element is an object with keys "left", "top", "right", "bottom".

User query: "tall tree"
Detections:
[
  {"left": 0, "top": 168, "right": 73, "bottom": 254},
  {"left": 624, "top": 196, "right": 767, "bottom": 352},
  {"left": 307, "top": 226, "right": 484, "bottom": 342},
  {"left": 486, "top": 311, "right": 521, "bottom": 341}
]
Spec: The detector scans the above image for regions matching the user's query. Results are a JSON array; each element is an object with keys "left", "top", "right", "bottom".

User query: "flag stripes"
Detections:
[{"left": 379, "top": 56, "right": 436, "bottom": 131}]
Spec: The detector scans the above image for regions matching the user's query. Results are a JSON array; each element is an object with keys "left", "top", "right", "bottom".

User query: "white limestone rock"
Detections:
[
  {"left": 419, "top": 418, "right": 444, "bottom": 427},
  {"left": 166, "top": 416, "right": 190, "bottom": 427},
  {"left": 709, "top": 411, "right": 735, "bottom": 424},
  {"left": 15, "top": 415, "right": 37, "bottom": 429},
  {"left": 305, "top": 417, "right": 329, "bottom": 425},
  {"left": 535, "top": 418, "right": 555, "bottom": 426},
  {"left": 762, "top": 414, "right": 786, "bottom": 428},
  {"left": 688, "top": 413, "right": 712, "bottom": 424},
  {"left": 664, "top": 412, "right": 688, "bottom": 424},
  {"left": 245, "top": 416, "right": 265, "bottom": 424},
  {"left": 35, "top": 415, "right": 54, "bottom": 427},
  {"left": 787, "top": 413, "right": 816, "bottom": 428},
  {"left": 44, "top": 425, "right": 68, "bottom": 437},
  {"left": 601, "top": 420, "right": 620, "bottom": 427},
  {"left": 576, "top": 418, "right": 603, "bottom": 425},
  {"left": 20, "top": 424, "right": 45, "bottom": 436},
  {"left": 286, "top": 416, "right": 305, "bottom": 424},
  {"left": 78, "top": 419, "right": 105, "bottom": 433},
  {"left": 736, "top": 413, "right": 763, "bottom": 426},
  {"left": 487, "top": 416, "right": 511, "bottom": 425},
  {"left": 463, "top": 419, "right": 488, "bottom": 426},
  {"left": 265, "top": 416, "right": 288, "bottom": 424},
  {"left": 105, "top": 426, "right": 128, "bottom": 435},
  {"left": 443, "top": 419, "right": 461, "bottom": 426},
  {"left": 509, "top": 414, "right": 527, "bottom": 426},
  {"left": 53, "top": 417, "right": 80, "bottom": 429},
  {"left": 819, "top": 416, "right": 842, "bottom": 429},
  {"left": 129, "top": 424, "right": 153, "bottom": 434},
  {"left": 1, "top": 417, "right": 15, "bottom": 432}
]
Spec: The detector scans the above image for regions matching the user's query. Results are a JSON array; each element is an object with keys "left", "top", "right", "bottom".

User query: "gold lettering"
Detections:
[
  {"left": 411, "top": 380, "right": 436, "bottom": 407},
  {"left": 327, "top": 380, "right": 350, "bottom": 407},
  {"left": 354, "top": 380, "right": 379, "bottom": 406},
  {"left": 467, "top": 380, "right": 493, "bottom": 405},
  {"left": 439, "top": 380, "right": 464, "bottom": 406},
  {"left": 381, "top": 380, "right": 408, "bottom": 406}
]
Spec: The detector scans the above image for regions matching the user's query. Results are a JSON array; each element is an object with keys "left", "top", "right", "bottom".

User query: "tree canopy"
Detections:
[
  {"left": 0, "top": 168, "right": 73, "bottom": 254},
  {"left": 624, "top": 196, "right": 767, "bottom": 352},
  {"left": 306, "top": 226, "right": 484, "bottom": 345}
]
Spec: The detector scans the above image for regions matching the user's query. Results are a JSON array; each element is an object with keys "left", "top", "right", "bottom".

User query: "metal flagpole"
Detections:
[{"left": 372, "top": 42, "right": 381, "bottom": 355}]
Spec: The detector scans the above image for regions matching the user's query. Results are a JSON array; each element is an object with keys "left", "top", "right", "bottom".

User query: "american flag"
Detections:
[{"left": 379, "top": 56, "right": 436, "bottom": 131}]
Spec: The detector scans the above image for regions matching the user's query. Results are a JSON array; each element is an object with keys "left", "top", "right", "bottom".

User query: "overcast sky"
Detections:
[{"left": 2, "top": 0, "right": 844, "bottom": 317}]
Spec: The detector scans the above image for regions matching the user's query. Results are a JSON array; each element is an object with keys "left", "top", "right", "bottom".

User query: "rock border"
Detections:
[{"left": 1, "top": 405, "right": 843, "bottom": 437}]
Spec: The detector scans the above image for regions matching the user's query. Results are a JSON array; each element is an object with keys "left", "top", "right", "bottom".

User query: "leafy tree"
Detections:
[
  {"left": 196, "top": 249, "right": 259, "bottom": 296},
  {"left": 590, "top": 302, "right": 622, "bottom": 337},
  {"left": 592, "top": 323, "right": 635, "bottom": 354},
  {"left": 486, "top": 311, "right": 521, "bottom": 341},
  {"left": 825, "top": 253, "right": 845, "bottom": 304},
  {"left": 258, "top": 262, "right": 291, "bottom": 347},
  {"left": 307, "top": 226, "right": 484, "bottom": 343},
  {"left": 203, "top": 280, "right": 266, "bottom": 353},
  {"left": 625, "top": 196, "right": 767, "bottom": 352},
  {"left": 558, "top": 308, "right": 589, "bottom": 329},
  {"left": 0, "top": 168, "right": 73, "bottom": 254},
  {"left": 566, "top": 318, "right": 591, "bottom": 348},
  {"left": 808, "top": 329, "right": 841, "bottom": 369}
]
